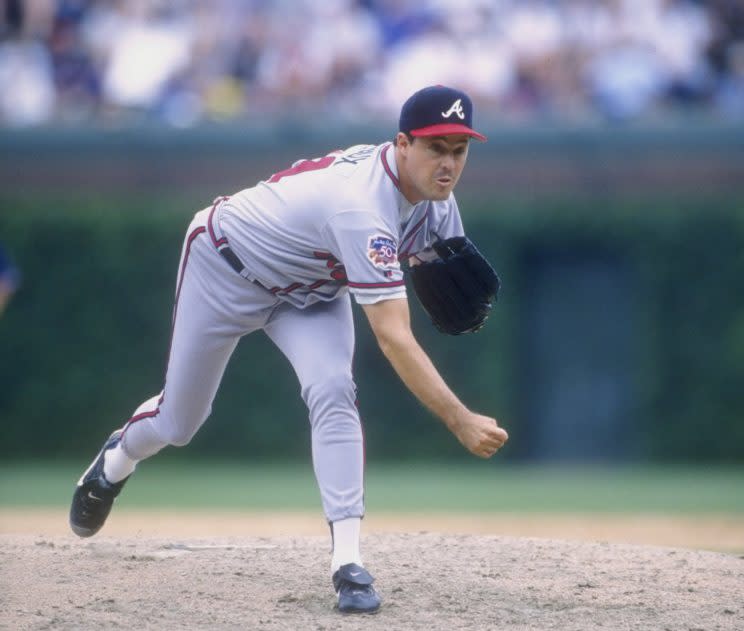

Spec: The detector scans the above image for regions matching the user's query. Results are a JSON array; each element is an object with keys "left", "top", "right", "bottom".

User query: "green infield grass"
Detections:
[{"left": 1, "top": 461, "right": 742, "bottom": 514}]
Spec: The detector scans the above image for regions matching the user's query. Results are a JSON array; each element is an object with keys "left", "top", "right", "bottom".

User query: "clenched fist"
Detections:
[{"left": 451, "top": 411, "right": 508, "bottom": 458}]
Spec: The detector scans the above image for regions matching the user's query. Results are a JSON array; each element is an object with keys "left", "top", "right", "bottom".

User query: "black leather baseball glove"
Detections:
[{"left": 408, "top": 236, "right": 500, "bottom": 335}]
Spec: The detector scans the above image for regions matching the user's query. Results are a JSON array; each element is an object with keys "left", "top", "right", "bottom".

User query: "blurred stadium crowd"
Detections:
[{"left": 1, "top": 0, "right": 743, "bottom": 128}]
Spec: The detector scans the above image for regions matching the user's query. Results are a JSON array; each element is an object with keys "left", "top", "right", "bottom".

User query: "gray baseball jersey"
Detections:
[
  {"left": 118, "top": 141, "right": 465, "bottom": 523},
  {"left": 218, "top": 142, "right": 465, "bottom": 307}
]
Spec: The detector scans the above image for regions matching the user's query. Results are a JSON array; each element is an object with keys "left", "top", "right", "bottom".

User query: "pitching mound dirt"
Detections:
[{"left": 2, "top": 532, "right": 742, "bottom": 630}]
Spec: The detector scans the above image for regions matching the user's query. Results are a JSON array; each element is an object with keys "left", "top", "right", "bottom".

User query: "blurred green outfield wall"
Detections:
[{"left": 1, "top": 124, "right": 743, "bottom": 463}]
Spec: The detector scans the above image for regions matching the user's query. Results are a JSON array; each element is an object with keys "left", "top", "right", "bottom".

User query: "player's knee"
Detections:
[
  {"left": 302, "top": 373, "right": 357, "bottom": 420},
  {"left": 165, "top": 430, "right": 195, "bottom": 448},
  {"left": 158, "top": 407, "right": 212, "bottom": 447}
]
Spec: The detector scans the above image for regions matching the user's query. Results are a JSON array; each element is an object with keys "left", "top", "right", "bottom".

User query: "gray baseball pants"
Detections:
[{"left": 119, "top": 208, "right": 365, "bottom": 522}]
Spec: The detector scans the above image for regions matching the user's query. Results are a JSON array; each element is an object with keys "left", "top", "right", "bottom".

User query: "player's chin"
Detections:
[{"left": 428, "top": 182, "right": 454, "bottom": 200}]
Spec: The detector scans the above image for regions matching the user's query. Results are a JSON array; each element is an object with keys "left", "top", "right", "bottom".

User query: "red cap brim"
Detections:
[{"left": 410, "top": 123, "right": 487, "bottom": 142}]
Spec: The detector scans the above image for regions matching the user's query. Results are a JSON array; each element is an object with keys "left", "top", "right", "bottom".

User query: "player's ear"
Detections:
[{"left": 395, "top": 132, "right": 412, "bottom": 152}]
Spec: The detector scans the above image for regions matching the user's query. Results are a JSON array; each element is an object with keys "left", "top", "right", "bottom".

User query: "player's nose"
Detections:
[{"left": 440, "top": 152, "right": 456, "bottom": 171}]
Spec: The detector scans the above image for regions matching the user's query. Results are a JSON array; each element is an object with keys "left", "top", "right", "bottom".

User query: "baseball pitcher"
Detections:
[{"left": 69, "top": 85, "right": 508, "bottom": 614}]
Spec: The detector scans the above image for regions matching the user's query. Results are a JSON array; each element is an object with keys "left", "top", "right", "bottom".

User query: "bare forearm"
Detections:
[
  {"left": 363, "top": 298, "right": 508, "bottom": 458},
  {"left": 376, "top": 331, "right": 467, "bottom": 431}
]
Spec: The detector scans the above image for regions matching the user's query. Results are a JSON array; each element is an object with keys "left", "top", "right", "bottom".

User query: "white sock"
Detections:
[
  {"left": 330, "top": 517, "right": 362, "bottom": 573},
  {"left": 103, "top": 442, "right": 138, "bottom": 483}
]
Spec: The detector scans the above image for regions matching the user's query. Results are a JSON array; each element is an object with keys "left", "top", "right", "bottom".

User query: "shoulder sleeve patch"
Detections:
[{"left": 367, "top": 235, "right": 399, "bottom": 270}]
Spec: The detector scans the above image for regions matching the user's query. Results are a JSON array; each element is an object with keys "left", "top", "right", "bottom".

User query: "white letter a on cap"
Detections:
[{"left": 441, "top": 99, "right": 465, "bottom": 120}]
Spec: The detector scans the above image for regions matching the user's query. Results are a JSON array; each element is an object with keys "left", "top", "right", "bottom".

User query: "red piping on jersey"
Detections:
[
  {"left": 380, "top": 144, "right": 400, "bottom": 190},
  {"left": 347, "top": 280, "right": 405, "bottom": 289},
  {"left": 381, "top": 143, "right": 429, "bottom": 258},
  {"left": 272, "top": 276, "right": 402, "bottom": 294},
  {"left": 123, "top": 225, "right": 206, "bottom": 433},
  {"left": 270, "top": 282, "right": 304, "bottom": 295},
  {"left": 207, "top": 196, "right": 230, "bottom": 247},
  {"left": 398, "top": 213, "right": 428, "bottom": 257},
  {"left": 270, "top": 279, "right": 332, "bottom": 294},
  {"left": 313, "top": 251, "right": 335, "bottom": 260}
]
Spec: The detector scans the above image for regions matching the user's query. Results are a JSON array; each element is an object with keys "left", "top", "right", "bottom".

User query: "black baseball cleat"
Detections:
[
  {"left": 332, "top": 563, "right": 381, "bottom": 614},
  {"left": 69, "top": 430, "right": 130, "bottom": 538}
]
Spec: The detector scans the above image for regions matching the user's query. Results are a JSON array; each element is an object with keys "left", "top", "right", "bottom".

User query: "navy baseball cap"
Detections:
[{"left": 399, "top": 85, "right": 487, "bottom": 142}]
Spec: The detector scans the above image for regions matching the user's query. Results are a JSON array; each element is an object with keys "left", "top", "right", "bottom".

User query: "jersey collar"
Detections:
[
  {"left": 381, "top": 143, "right": 416, "bottom": 221},
  {"left": 380, "top": 143, "right": 400, "bottom": 190}
]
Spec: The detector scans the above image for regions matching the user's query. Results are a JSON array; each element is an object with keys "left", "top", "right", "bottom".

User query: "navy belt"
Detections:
[
  {"left": 207, "top": 197, "right": 270, "bottom": 290},
  {"left": 219, "top": 245, "right": 246, "bottom": 276},
  {"left": 207, "top": 197, "right": 252, "bottom": 279},
  {"left": 218, "top": 244, "right": 273, "bottom": 292}
]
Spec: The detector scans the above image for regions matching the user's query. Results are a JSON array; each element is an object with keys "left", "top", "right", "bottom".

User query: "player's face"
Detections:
[{"left": 397, "top": 133, "right": 470, "bottom": 203}]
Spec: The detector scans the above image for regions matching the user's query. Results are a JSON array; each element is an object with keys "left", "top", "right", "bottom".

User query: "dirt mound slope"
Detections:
[{"left": 2, "top": 532, "right": 742, "bottom": 630}]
